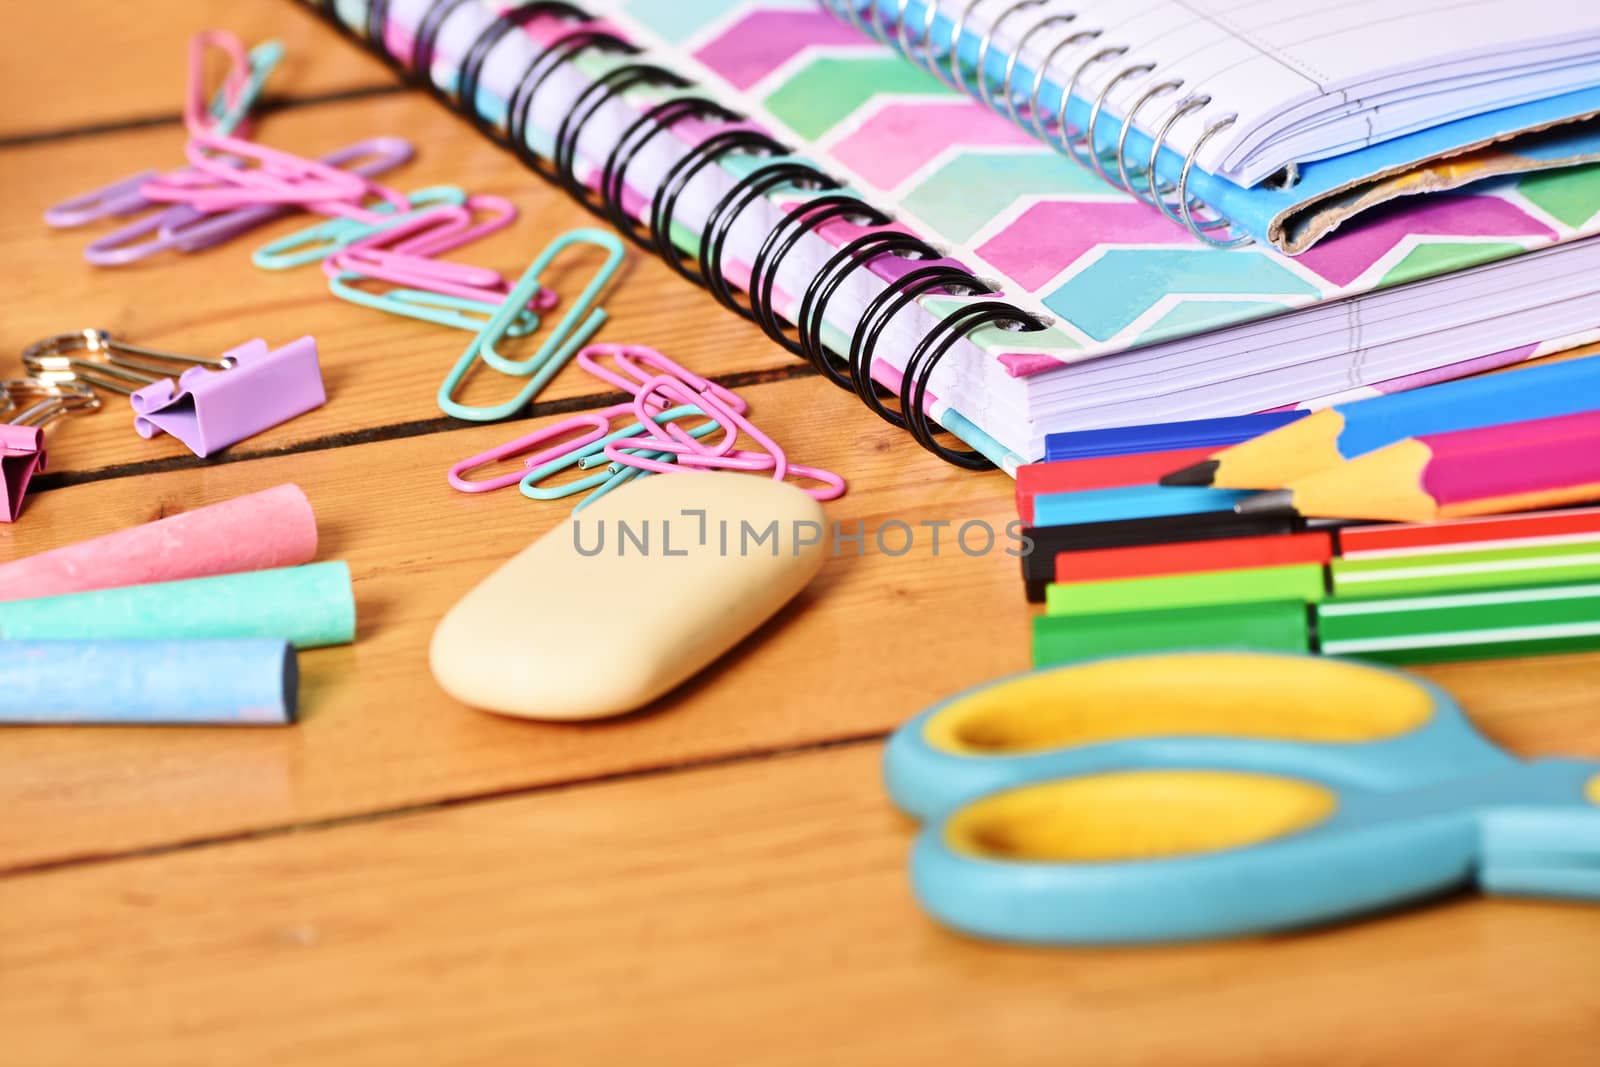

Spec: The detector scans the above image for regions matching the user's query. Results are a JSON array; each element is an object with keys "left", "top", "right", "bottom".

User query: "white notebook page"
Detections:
[{"left": 946, "top": 0, "right": 1600, "bottom": 184}]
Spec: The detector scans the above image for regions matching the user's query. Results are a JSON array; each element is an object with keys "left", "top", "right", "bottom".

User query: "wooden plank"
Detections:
[
  {"left": 3, "top": 93, "right": 797, "bottom": 477},
  {"left": 0, "top": 373, "right": 1034, "bottom": 870},
  {"left": 4, "top": 741, "right": 1599, "bottom": 1066},
  {"left": 2, "top": 0, "right": 394, "bottom": 140},
  {"left": 3, "top": 367, "right": 1599, "bottom": 872}
]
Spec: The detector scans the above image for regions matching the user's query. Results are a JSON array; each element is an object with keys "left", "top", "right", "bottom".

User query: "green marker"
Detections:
[
  {"left": 1044, "top": 562, "right": 1326, "bottom": 616},
  {"left": 0, "top": 562, "right": 355, "bottom": 649},
  {"left": 1044, "top": 536, "right": 1600, "bottom": 615},
  {"left": 1329, "top": 539, "right": 1600, "bottom": 599},
  {"left": 1032, "top": 581, "right": 1600, "bottom": 668},
  {"left": 1033, "top": 599, "right": 1309, "bottom": 667},
  {"left": 1318, "top": 582, "right": 1600, "bottom": 664}
]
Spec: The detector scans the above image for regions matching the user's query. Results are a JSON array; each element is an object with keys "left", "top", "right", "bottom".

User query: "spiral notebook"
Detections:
[
  {"left": 300, "top": 0, "right": 1600, "bottom": 472},
  {"left": 847, "top": 0, "right": 1600, "bottom": 252}
]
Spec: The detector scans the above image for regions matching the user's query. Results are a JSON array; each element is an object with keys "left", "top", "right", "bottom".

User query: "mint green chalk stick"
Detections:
[{"left": 0, "top": 562, "right": 355, "bottom": 649}]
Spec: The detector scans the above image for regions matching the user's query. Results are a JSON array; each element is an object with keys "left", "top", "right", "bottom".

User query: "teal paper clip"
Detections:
[
  {"left": 520, "top": 404, "right": 720, "bottom": 508},
  {"left": 477, "top": 228, "right": 625, "bottom": 377},
  {"left": 211, "top": 41, "right": 284, "bottom": 137},
  {"left": 437, "top": 228, "right": 625, "bottom": 422},
  {"left": 252, "top": 185, "right": 468, "bottom": 269},
  {"left": 328, "top": 275, "right": 541, "bottom": 336}
]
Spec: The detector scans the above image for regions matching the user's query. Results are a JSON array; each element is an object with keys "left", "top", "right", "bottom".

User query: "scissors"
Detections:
[{"left": 885, "top": 651, "right": 1600, "bottom": 944}]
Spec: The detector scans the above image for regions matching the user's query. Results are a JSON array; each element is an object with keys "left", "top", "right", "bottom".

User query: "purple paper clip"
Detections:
[
  {"left": 44, "top": 171, "right": 164, "bottom": 228},
  {"left": 130, "top": 337, "right": 326, "bottom": 458},
  {"left": 80, "top": 138, "right": 414, "bottom": 267}
]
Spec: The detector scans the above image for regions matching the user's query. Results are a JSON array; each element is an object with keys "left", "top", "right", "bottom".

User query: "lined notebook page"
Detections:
[{"left": 969, "top": 0, "right": 1600, "bottom": 183}]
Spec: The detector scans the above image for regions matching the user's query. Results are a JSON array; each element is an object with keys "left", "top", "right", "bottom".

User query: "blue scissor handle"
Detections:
[
  {"left": 885, "top": 651, "right": 1512, "bottom": 822},
  {"left": 912, "top": 757, "right": 1600, "bottom": 944}
]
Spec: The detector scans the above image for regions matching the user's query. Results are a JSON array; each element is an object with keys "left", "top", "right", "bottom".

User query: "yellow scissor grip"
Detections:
[
  {"left": 925, "top": 653, "right": 1434, "bottom": 756},
  {"left": 945, "top": 769, "right": 1337, "bottom": 862}
]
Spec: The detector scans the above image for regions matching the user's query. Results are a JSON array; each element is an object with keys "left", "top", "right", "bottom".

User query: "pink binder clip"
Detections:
[
  {"left": 1, "top": 379, "right": 101, "bottom": 523},
  {"left": 0, "top": 424, "right": 46, "bottom": 523},
  {"left": 130, "top": 337, "right": 326, "bottom": 458}
]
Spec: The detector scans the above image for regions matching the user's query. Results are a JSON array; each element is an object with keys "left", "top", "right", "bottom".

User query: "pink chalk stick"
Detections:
[{"left": 0, "top": 484, "right": 317, "bottom": 602}]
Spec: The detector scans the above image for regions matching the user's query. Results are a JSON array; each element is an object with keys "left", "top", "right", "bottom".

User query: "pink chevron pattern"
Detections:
[
  {"left": 829, "top": 101, "right": 1036, "bottom": 190},
  {"left": 693, "top": 9, "right": 869, "bottom": 90},
  {"left": 1294, "top": 195, "right": 1556, "bottom": 285},
  {"left": 976, "top": 200, "right": 1197, "bottom": 291}
]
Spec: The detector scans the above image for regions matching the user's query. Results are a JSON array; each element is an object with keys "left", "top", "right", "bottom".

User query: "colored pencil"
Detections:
[
  {"left": 1032, "top": 581, "right": 1600, "bottom": 668},
  {"left": 1237, "top": 410, "right": 1600, "bottom": 522},
  {"left": 1162, "top": 351, "right": 1600, "bottom": 488},
  {"left": 1044, "top": 410, "right": 1305, "bottom": 462}
]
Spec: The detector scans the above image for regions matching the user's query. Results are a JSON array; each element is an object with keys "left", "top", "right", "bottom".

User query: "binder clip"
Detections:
[
  {"left": 1, "top": 378, "right": 100, "bottom": 523},
  {"left": 22, "top": 329, "right": 326, "bottom": 459}
]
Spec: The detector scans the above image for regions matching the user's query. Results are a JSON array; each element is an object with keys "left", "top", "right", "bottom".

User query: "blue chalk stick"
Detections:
[
  {"left": 0, "top": 639, "right": 297, "bottom": 725},
  {"left": 1031, "top": 484, "right": 1256, "bottom": 526},
  {"left": 1044, "top": 411, "right": 1308, "bottom": 462}
]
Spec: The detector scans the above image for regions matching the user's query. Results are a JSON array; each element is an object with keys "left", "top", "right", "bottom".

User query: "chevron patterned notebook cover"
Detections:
[{"left": 306, "top": 0, "right": 1600, "bottom": 472}]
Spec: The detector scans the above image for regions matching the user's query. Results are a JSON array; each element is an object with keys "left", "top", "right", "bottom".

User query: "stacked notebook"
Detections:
[{"left": 300, "top": 0, "right": 1600, "bottom": 472}]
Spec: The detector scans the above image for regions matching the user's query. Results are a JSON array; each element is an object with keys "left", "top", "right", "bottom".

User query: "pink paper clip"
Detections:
[
  {"left": 603, "top": 373, "right": 846, "bottom": 501},
  {"left": 0, "top": 379, "right": 101, "bottom": 523},
  {"left": 325, "top": 196, "right": 560, "bottom": 311},
  {"left": 129, "top": 337, "right": 326, "bottom": 458},
  {"left": 447, "top": 402, "right": 638, "bottom": 493},
  {"left": 83, "top": 137, "right": 414, "bottom": 267},
  {"left": 139, "top": 31, "right": 403, "bottom": 218},
  {"left": 576, "top": 343, "right": 748, "bottom": 416}
]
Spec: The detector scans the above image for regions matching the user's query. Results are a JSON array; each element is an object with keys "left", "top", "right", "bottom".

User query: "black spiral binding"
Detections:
[
  {"left": 747, "top": 195, "right": 891, "bottom": 355},
  {"left": 506, "top": 29, "right": 640, "bottom": 181},
  {"left": 600, "top": 97, "right": 743, "bottom": 247},
  {"left": 553, "top": 62, "right": 690, "bottom": 207},
  {"left": 902, "top": 301, "right": 1047, "bottom": 469},
  {"left": 701, "top": 161, "right": 841, "bottom": 320},
  {"left": 647, "top": 128, "right": 787, "bottom": 288},
  {"left": 306, "top": 0, "right": 1028, "bottom": 469},
  {"left": 848, "top": 266, "right": 994, "bottom": 429},
  {"left": 458, "top": 3, "right": 587, "bottom": 142},
  {"left": 795, "top": 230, "right": 942, "bottom": 389},
  {"left": 411, "top": 0, "right": 479, "bottom": 91},
  {"left": 364, "top": 0, "right": 396, "bottom": 59}
]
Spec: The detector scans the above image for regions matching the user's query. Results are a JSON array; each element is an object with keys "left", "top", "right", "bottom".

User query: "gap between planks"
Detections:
[
  {"left": 26, "top": 363, "right": 820, "bottom": 495},
  {"left": 0, "top": 732, "right": 887, "bottom": 882},
  {"left": 0, "top": 86, "right": 410, "bottom": 151}
]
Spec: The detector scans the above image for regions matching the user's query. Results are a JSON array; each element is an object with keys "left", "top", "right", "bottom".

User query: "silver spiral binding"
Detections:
[
  {"left": 999, "top": 8, "right": 1073, "bottom": 131},
  {"left": 826, "top": 0, "right": 1253, "bottom": 247}
]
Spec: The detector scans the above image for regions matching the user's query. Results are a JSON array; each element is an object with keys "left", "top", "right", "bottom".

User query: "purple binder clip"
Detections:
[{"left": 130, "top": 337, "right": 326, "bottom": 458}]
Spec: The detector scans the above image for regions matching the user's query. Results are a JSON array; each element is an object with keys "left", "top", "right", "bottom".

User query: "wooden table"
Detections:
[{"left": 3, "top": 4, "right": 1598, "bottom": 1063}]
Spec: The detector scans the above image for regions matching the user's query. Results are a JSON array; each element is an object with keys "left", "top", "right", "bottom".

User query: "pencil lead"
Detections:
[
  {"left": 1234, "top": 489, "right": 1297, "bottom": 516},
  {"left": 1159, "top": 459, "right": 1219, "bottom": 487}
]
